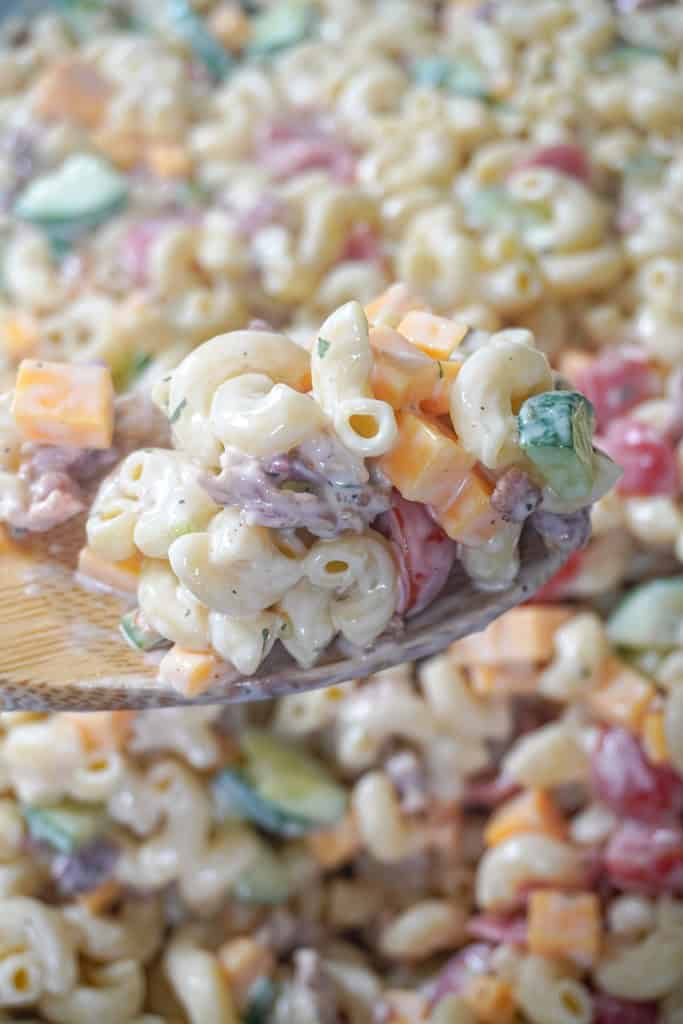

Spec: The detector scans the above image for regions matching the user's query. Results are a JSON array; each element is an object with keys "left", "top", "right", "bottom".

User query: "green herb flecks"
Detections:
[
  {"left": 169, "top": 397, "right": 187, "bottom": 425},
  {"left": 317, "top": 337, "right": 331, "bottom": 359}
]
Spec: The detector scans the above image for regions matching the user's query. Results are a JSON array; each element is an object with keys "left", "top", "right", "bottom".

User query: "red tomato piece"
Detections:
[
  {"left": 516, "top": 143, "right": 590, "bottom": 183},
  {"left": 574, "top": 349, "right": 660, "bottom": 433},
  {"left": 604, "top": 820, "right": 683, "bottom": 895},
  {"left": 593, "top": 994, "right": 659, "bottom": 1024},
  {"left": 341, "top": 224, "right": 383, "bottom": 263},
  {"left": 378, "top": 491, "right": 457, "bottom": 617},
  {"left": 599, "top": 418, "right": 679, "bottom": 497},
  {"left": 256, "top": 116, "right": 356, "bottom": 183},
  {"left": 592, "top": 728, "right": 683, "bottom": 826}
]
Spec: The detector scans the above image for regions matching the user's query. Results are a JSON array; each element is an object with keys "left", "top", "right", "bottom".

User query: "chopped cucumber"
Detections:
[
  {"left": 595, "top": 41, "right": 663, "bottom": 72},
  {"left": 243, "top": 977, "right": 277, "bottom": 1024},
  {"left": 623, "top": 152, "right": 666, "bottom": 182},
  {"left": 167, "top": 0, "right": 233, "bottom": 80},
  {"left": 235, "top": 841, "right": 290, "bottom": 904},
  {"left": 14, "top": 154, "right": 128, "bottom": 249},
  {"left": 22, "top": 801, "right": 105, "bottom": 854},
  {"left": 467, "top": 186, "right": 550, "bottom": 233},
  {"left": 120, "top": 609, "right": 169, "bottom": 652},
  {"left": 412, "top": 55, "right": 491, "bottom": 101},
  {"left": 412, "top": 56, "right": 451, "bottom": 89},
  {"left": 213, "top": 729, "right": 346, "bottom": 837},
  {"left": 519, "top": 390, "right": 596, "bottom": 502},
  {"left": 247, "top": 1, "right": 318, "bottom": 58},
  {"left": 608, "top": 578, "right": 683, "bottom": 650}
]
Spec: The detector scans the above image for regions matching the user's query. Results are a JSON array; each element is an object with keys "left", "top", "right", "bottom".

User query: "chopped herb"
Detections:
[
  {"left": 317, "top": 336, "right": 331, "bottom": 359},
  {"left": 169, "top": 398, "right": 187, "bottom": 424},
  {"left": 261, "top": 628, "right": 270, "bottom": 656}
]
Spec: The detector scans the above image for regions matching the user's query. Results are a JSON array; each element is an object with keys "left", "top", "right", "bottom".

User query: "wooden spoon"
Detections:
[{"left": 0, "top": 518, "right": 567, "bottom": 711}]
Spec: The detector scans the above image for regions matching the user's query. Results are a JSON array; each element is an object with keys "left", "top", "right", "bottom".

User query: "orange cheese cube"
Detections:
[
  {"left": 93, "top": 130, "right": 142, "bottom": 171},
  {"left": 642, "top": 709, "right": 669, "bottom": 764},
  {"left": 13, "top": 360, "right": 114, "bottom": 450},
  {"left": 469, "top": 663, "right": 538, "bottom": 697},
  {"left": 398, "top": 311, "right": 470, "bottom": 360},
  {"left": 0, "top": 525, "right": 18, "bottom": 557},
  {"left": 382, "top": 990, "right": 430, "bottom": 1022},
  {"left": 307, "top": 812, "right": 360, "bottom": 869},
  {"left": 437, "top": 469, "right": 497, "bottom": 543},
  {"left": 78, "top": 547, "right": 141, "bottom": 595},
  {"left": 218, "top": 938, "right": 274, "bottom": 1009},
  {"left": 370, "top": 325, "right": 439, "bottom": 409},
  {"left": 379, "top": 412, "right": 475, "bottom": 508},
  {"left": 557, "top": 348, "right": 594, "bottom": 385},
  {"left": 450, "top": 606, "right": 572, "bottom": 665},
  {"left": 159, "top": 646, "right": 217, "bottom": 697},
  {"left": 146, "top": 142, "right": 193, "bottom": 179},
  {"left": 209, "top": 3, "right": 251, "bottom": 50},
  {"left": 527, "top": 891, "right": 602, "bottom": 967},
  {"left": 64, "top": 710, "right": 135, "bottom": 752},
  {"left": 485, "top": 789, "right": 567, "bottom": 847},
  {"left": 420, "top": 358, "right": 463, "bottom": 416},
  {"left": 463, "top": 975, "right": 516, "bottom": 1023},
  {"left": 365, "top": 284, "right": 425, "bottom": 328},
  {"left": 588, "top": 657, "right": 655, "bottom": 732},
  {"left": 1, "top": 314, "right": 38, "bottom": 362},
  {"left": 36, "top": 60, "right": 111, "bottom": 129}
]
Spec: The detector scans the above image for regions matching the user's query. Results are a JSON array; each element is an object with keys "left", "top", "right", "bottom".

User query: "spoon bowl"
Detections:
[{"left": 0, "top": 519, "right": 566, "bottom": 710}]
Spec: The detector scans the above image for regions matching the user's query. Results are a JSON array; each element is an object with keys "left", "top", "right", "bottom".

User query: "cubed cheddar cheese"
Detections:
[
  {"left": 306, "top": 812, "right": 360, "bottom": 869},
  {"left": 159, "top": 646, "right": 218, "bottom": 697},
  {"left": 13, "top": 360, "right": 115, "bottom": 450},
  {"left": 1, "top": 314, "right": 38, "bottom": 362},
  {"left": 557, "top": 348, "right": 594, "bottom": 385},
  {"left": 146, "top": 142, "right": 193, "bottom": 179},
  {"left": 369, "top": 325, "right": 439, "bottom": 409},
  {"left": 588, "top": 656, "right": 655, "bottom": 732},
  {"left": 469, "top": 663, "right": 538, "bottom": 697},
  {"left": 527, "top": 891, "right": 601, "bottom": 967},
  {"left": 379, "top": 411, "right": 475, "bottom": 509},
  {"left": 365, "top": 284, "right": 425, "bottom": 328},
  {"left": 450, "top": 606, "right": 572, "bottom": 665},
  {"left": 209, "top": 3, "right": 251, "bottom": 50},
  {"left": 218, "top": 937, "right": 274, "bottom": 1009},
  {"left": 437, "top": 468, "right": 498, "bottom": 543},
  {"left": 93, "top": 129, "right": 142, "bottom": 171},
  {"left": 78, "top": 547, "right": 141, "bottom": 595},
  {"left": 484, "top": 789, "right": 567, "bottom": 847},
  {"left": 64, "top": 710, "right": 135, "bottom": 752},
  {"left": 398, "top": 310, "right": 470, "bottom": 360},
  {"left": 382, "top": 990, "right": 430, "bottom": 1023},
  {"left": 36, "top": 60, "right": 111, "bottom": 129},
  {"left": 420, "top": 358, "right": 463, "bottom": 416},
  {"left": 463, "top": 975, "right": 516, "bottom": 1024},
  {"left": 642, "top": 708, "right": 669, "bottom": 764}
]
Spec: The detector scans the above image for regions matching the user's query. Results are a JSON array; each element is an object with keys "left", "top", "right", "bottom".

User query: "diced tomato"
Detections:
[
  {"left": 429, "top": 943, "right": 493, "bottom": 1007},
  {"left": 341, "top": 224, "right": 383, "bottom": 264},
  {"left": 599, "top": 418, "right": 679, "bottom": 497},
  {"left": 378, "top": 492, "right": 457, "bottom": 617},
  {"left": 592, "top": 728, "right": 683, "bottom": 826},
  {"left": 574, "top": 349, "right": 660, "bottom": 433},
  {"left": 527, "top": 548, "right": 585, "bottom": 603},
  {"left": 593, "top": 993, "right": 660, "bottom": 1024},
  {"left": 466, "top": 913, "right": 528, "bottom": 946},
  {"left": 604, "top": 819, "right": 683, "bottom": 895},
  {"left": 516, "top": 143, "right": 590, "bottom": 183},
  {"left": 256, "top": 116, "right": 356, "bottom": 183}
]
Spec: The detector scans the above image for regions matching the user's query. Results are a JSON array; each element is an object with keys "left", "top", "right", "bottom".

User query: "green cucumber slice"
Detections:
[
  {"left": 120, "top": 609, "right": 169, "bottom": 652},
  {"left": 243, "top": 977, "right": 277, "bottom": 1024},
  {"left": 519, "top": 390, "right": 596, "bottom": 502},
  {"left": 412, "top": 56, "right": 451, "bottom": 89},
  {"left": 213, "top": 729, "right": 346, "bottom": 836},
  {"left": 235, "top": 842, "right": 289, "bottom": 904},
  {"left": 22, "top": 801, "right": 105, "bottom": 854},
  {"left": 412, "top": 56, "right": 491, "bottom": 101},
  {"left": 467, "top": 186, "right": 551, "bottom": 233},
  {"left": 14, "top": 154, "right": 128, "bottom": 247},
  {"left": 167, "top": 0, "right": 233, "bottom": 80},
  {"left": 247, "top": 2, "right": 318, "bottom": 58},
  {"left": 607, "top": 578, "right": 683, "bottom": 650},
  {"left": 595, "top": 41, "right": 663, "bottom": 72}
]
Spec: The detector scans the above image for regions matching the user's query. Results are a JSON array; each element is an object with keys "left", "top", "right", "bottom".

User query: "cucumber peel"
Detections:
[
  {"left": 519, "top": 390, "right": 596, "bottom": 502},
  {"left": 247, "top": 2, "right": 318, "bottom": 58},
  {"left": 213, "top": 729, "right": 346, "bottom": 836},
  {"left": 167, "top": 0, "right": 233, "bottom": 80},
  {"left": 22, "top": 801, "right": 105, "bottom": 854},
  {"left": 120, "top": 609, "right": 169, "bottom": 652},
  {"left": 608, "top": 578, "right": 683, "bottom": 650}
]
